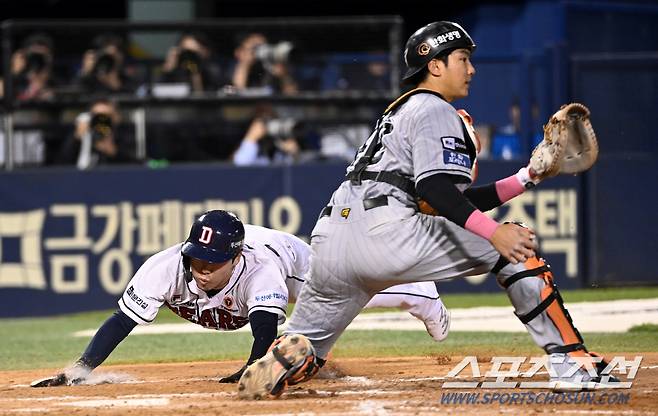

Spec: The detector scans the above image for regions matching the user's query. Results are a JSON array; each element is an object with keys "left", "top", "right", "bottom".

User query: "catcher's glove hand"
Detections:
[{"left": 529, "top": 103, "right": 598, "bottom": 181}]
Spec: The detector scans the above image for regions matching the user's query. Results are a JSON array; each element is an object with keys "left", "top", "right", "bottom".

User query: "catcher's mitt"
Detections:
[{"left": 530, "top": 103, "right": 598, "bottom": 180}]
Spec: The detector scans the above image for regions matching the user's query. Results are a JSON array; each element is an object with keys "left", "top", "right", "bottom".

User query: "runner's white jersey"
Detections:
[
  {"left": 118, "top": 225, "right": 311, "bottom": 330},
  {"left": 243, "top": 224, "right": 310, "bottom": 301}
]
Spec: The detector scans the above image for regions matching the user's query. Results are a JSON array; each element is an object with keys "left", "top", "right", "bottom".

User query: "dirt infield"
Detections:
[{"left": 2, "top": 354, "right": 656, "bottom": 415}]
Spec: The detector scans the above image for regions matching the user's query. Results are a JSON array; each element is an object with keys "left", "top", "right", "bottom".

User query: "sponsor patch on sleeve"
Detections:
[
  {"left": 254, "top": 292, "right": 288, "bottom": 303},
  {"left": 443, "top": 150, "right": 472, "bottom": 168},
  {"left": 126, "top": 285, "right": 149, "bottom": 309}
]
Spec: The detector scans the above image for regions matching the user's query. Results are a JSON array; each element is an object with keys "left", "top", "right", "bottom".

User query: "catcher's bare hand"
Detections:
[{"left": 490, "top": 223, "right": 537, "bottom": 264}]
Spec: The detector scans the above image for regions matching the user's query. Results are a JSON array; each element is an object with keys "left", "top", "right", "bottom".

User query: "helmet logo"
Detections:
[
  {"left": 199, "top": 226, "right": 213, "bottom": 244},
  {"left": 417, "top": 42, "right": 431, "bottom": 56},
  {"left": 431, "top": 30, "right": 462, "bottom": 46}
]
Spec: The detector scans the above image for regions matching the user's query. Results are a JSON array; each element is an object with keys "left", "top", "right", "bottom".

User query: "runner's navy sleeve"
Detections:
[
  {"left": 77, "top": 309, "right": 138, "bottom": 369},
  {"left": 246, "top": 310, "right": 279, "bottom": 364}
]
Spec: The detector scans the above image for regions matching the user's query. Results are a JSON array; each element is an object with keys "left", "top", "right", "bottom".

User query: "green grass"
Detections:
[
  {"left": 628, "top": 323, "right": 658, "bottom": 333},
  {"left": 356, "top": 286, "right": 658, "bottom": 312},
  {"left": 1, "top": 287, "right": 656, "bottom": 371},
  {"left": 332, "top": 330, "right": 658, "bottom": 358},
  {"left": 439, "top": 286, "right": 658, "bottom": 309}
]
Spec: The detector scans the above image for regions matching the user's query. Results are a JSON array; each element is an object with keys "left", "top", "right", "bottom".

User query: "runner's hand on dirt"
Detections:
[
  {"left": 218, "top": 365, "right": 247, "bottom": 383},
  {"left": 30, "top": 373, "right": 82, "bottom": 387}
]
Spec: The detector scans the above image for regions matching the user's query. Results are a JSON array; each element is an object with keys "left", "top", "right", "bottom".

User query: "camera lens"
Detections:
[
  {"left": 266, "top": 118, "right": 297, "bottom": 139},
  {"left": 90, "top": 113, "right": 113, "bottom": 141},
  {"left": 94, "top": 53, "right": 116, "bottom": 75},
  {"left": 25, "top": 52, "right": 48, "bottom": 73},
  {"left": 177, "top": 49, "right": 202, "bottom": 73},
  {"left": 254, "top": 42, "right": 295, "bottom": 64}
]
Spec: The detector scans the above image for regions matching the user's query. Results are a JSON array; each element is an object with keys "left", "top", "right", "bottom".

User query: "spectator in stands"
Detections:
[
  {"left": 232, "top": 108, "right": 313, "bottom": 165},
  {"left": 158, "top": 31, "right": 220, "bottom": 94},
  {"left": 7, "top": 33, "right": 58, "bottom": 101},
  {"left": 229, "top": 32, "right": 298, "bottom": 95},
  {"left": 55, "top": 98, "right": 138, "bottom": 169},
  {"left": 76, "top": 33, "right": 136, "bottom": 95},
  {"left": 492, "top": 99, "right": 543, "bottom": 160}
]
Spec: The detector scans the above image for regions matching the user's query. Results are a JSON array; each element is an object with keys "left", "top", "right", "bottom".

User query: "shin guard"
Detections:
[{"left": 501, "top": 256, "right": 589, "bottom": 358}]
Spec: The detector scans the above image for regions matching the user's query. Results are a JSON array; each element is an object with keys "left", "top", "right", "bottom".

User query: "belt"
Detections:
[
  {"left": 319, "top": 195, "right": 389, "bottom": 218},
  {"left": 346, "top": 170, "right": 417, "bottom": 198}
]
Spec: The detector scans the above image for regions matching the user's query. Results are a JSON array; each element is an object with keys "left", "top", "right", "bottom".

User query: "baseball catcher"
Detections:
[{"left": 237, "top": 20, "right": 615, "bottom": 400}]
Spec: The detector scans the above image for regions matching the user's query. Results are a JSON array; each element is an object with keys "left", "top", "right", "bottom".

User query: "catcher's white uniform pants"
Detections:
[{"left": 285, "top": 196, "right": 570, "bottom": 359}]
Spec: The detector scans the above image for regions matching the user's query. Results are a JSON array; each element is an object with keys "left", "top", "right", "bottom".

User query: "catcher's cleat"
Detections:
[
  {"left": 237, "top": 334, "right": 318, "bottom": 400},
  {"left": 550, "top": 353, "right": 621, "bottom": 392}
]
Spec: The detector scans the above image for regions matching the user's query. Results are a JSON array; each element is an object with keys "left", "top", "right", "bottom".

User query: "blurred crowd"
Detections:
[
  {"left": 1, "top": 31, "right": 313, "bottom": 101},
  {"left": 0, "top": 30, "right": 397, "bottom": 169},
  {"left": 0, "top": 30, "right": 532, "bottom": 169}
]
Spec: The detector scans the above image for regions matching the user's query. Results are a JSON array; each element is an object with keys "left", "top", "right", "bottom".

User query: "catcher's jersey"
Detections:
[
  {"left": 336, "top": 92, "right": 476, "bottom": 206},
  {"left": 118, "top": 225, "right": 309, "bottom": 330}
]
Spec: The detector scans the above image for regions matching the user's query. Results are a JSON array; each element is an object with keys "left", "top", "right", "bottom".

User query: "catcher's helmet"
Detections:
[
  {"left": 181, "top": 210, "right": 244, "bottom": 263},
  {"left": 402, "top": 21, "right": 476, "bottom": 81}
]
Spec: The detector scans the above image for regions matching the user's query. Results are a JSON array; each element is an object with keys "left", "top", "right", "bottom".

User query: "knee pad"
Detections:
[{"left": 501, "top": 256, "right": 588, "bottom": 357}]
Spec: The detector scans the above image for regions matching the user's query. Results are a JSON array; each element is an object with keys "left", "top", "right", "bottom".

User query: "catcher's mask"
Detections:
[
  {"left": 181, "top": 210, "right": 244, "bottom": 263},
  {"left": 402, "top": 21, "right": 476, "bottom": 82}
]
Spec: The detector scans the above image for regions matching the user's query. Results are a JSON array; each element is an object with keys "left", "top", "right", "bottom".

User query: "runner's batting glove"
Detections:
[
  {"left": 218, "top": 365, "right": 247, "bottom": 383},
  {"left": 30, "top": 362, "right": 90, "bottom": 387},
  {"left": 30, "top": 373, "right": 83, "bottom": 387}
]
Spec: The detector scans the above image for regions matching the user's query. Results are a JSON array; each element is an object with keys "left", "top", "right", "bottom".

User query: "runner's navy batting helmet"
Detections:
[
  {"left": 402, "top": 21, "right": 476, "bottom": 82},
  {"left": 181, "top": 210, "right": 244, "bottom": 263}
]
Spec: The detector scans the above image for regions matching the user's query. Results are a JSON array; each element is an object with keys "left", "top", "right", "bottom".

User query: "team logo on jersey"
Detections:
[
  {"left": 199, "top": 226, "right": 213, "bottom": 244},
  {"left": 417, "top": 42, "right": 431, "bottom": 56},
  {"left": 442, "top": 136, "right": 456, "bottom": 149},
  {"left": 441, "top": 136, "right": 468, "bottom": 152},
  {"left": 223, "top": 295, "right": 234, "bottom": 309},
  {"left": 341, "top": 208, "right": 351, "bottom": 219}
]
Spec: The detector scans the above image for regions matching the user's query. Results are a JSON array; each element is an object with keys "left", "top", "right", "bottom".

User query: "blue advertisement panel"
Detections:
[{"left": 0, "top": 161, "right": 581, "bottom": 317}]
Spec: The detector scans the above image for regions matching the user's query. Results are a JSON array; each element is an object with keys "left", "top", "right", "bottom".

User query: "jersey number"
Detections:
[{"left": 351, "top": 116, "right": 393, "bottom": 170}]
